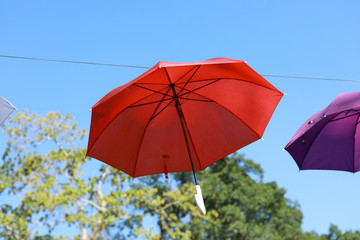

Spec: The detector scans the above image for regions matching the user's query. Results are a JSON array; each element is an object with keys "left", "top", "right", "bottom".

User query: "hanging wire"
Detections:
[
  {"left": 262, "top": 74, "right": 360, "bottom": 83},
  {"left": 0, "top": 54, "right": 150, "bottom": 69},
  {"left": 1, "top": 54, "right": 360, "bottom": 82}
]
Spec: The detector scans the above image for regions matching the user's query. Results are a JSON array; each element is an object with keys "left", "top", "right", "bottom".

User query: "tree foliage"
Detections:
[
  {"left": 0, "top": 111, "right": 207, "bottom": 239},
  {"left": 174, "top": 153, "right": 304, "bottom": 240},
  {"left": 1, "top": 111, "right": 359, "bottom": 240},
  {"left": 0, "top": 111, "right": 149, "bottom": 239},
  {"left": 302, "top": 225, "right": 360, "bottom": 240}
]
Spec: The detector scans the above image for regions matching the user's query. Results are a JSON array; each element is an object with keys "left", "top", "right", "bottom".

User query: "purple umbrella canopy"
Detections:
[{"left": 285, "top": 92, "right": 360, "bottom": 173}]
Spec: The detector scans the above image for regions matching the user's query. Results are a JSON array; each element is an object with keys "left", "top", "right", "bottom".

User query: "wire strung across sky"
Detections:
[{"left": 1, "top": 54, "right": 359, "bottom": 83}]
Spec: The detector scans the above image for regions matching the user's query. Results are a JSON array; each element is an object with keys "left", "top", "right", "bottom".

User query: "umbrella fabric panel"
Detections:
[
  {"left": 301, "top": 112, "right": 357, "bottom": 171},
  {"left": 285, "top": 111, "right": 334, "bottom": 169},
  {"left": 134, "top": 105, "right": 197, "bottom": 177},
  {"left": 87, "top": 97, "right": 162, "bottom": 177},
  {"left": 88, "top": 83, "right": 166, "bottom": 151},
  {"left": 182, "top": 78, "right": 283, "bottom": 137},
  {"left": 179, "top": 98, "right": 260, "bottom": 170}
]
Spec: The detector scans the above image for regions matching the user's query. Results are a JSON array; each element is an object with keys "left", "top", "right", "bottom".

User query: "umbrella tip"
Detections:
[
  {"left": 194, "top": 185, "right": 206, "bottom": 216},
  {"left": 283, "top": 92, "right": 287, "bottom": 96},
  {"left": 261, "top": 138, "right": 264, "bottom": 140}
]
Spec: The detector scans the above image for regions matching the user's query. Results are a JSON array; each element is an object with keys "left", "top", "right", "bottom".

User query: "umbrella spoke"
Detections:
[
  {"left": 128, "top": 98, "right": 173, "bottom": 108},
  {"left": 178, "top": 79, "right": 221, "bottom": 98},
  {"left": 176, "top": 65, "right": 201, "bottom": 96},
  {"left": 148, "top": 99, "right": 175, "bottom": 122},
  {"left": 133, "top": 84, "right": 172, "bottom": 97},
  {"left": 173, "top": 65, "right": 201, "bottom": 85},
  {"left": 133, "top": 82, "right": 169, "bottom": 86},
  {"left": 177, "top": 97, "right": 213, "bottom": 103},
  {"left": 145, "top": 86, "right": 173, "bottom": 121},
  {"left": 329, "top": 110, "right": 360, "bottom": 123}
]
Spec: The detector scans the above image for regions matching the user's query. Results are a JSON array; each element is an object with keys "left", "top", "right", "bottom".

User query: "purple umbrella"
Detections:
[{"left": 285, "top": 92, "right": 360, "bottom": 172}]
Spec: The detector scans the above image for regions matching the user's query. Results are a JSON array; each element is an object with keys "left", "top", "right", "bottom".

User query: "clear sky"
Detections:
[{"left": 1, "top": 0, "right": 360, "bottom": 235}]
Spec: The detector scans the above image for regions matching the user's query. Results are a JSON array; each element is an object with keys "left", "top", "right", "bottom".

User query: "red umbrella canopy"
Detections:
[{"left": 86, "top": 58, "right": 283, "bottom": 178}]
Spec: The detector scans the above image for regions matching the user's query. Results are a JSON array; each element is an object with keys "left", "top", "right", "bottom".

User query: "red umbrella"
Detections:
[{"left": 86, "top": 58, "right": 283, "bottom": 214}]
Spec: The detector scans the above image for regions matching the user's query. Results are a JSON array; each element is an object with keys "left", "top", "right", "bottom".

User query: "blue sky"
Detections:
[{"left": 1, "top": 0, "right": 360, "bottom": 235}]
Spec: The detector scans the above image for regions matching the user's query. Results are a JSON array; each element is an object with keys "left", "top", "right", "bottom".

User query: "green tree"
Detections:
[
  {"left": 299, "top": 224, "right": 360, "bottom": 240},
  {"left": 133, "top": 175, "right": 217, "bottom": 240},
  {"left": 2, "top": 111, "right": 360, "bottom": 240},
  {"left": 175, "top": 153, "right": 304, "bottom": 240},
  {"left": 0, "top": 111, "right": 207, "bottom": 240},
  {"left": 0, "top": 111, "right": 153, "bottom": 239},
  {"left": 318, "top": 224, "right": 360, "bottom": 240}
]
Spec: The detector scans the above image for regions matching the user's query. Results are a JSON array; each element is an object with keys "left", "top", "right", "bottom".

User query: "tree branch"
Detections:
[
  {"left": 1, "top": 224, "right": 22, "bottom": 240},
  {"left": 80, "top": 198, "right": 107, "bottom": 212}
]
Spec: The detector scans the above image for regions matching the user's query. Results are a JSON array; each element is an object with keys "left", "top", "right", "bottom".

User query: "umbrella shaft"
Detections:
[{"left": 170, "top": 84, "right": 198, "bottom": 185}]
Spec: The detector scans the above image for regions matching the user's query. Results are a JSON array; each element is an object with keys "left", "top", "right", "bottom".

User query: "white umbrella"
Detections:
[{"left": 0, "top": 96, "right": 16, "bottom": 125}]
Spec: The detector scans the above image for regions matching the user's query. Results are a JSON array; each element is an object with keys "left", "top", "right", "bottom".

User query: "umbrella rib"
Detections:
[
  {"left": 353, "top": 113, "right": 360, "bottom": 172},
  {"left": 131, "top": 66, "right": 200, "bottom": 108},
  {"left": 133, "top": 82, "right": 169, "bottom": 86},
  {"left": 132, "top": 86, "right": 173, "bottom": 177},
  {"left": 127, "top": 84, "right": 174, "bottom": 109},
  {"left": 177, "top": 79, "right": 221, "bottom": 98},
  {"left": 172, "top": 65, "right": 202, "bottom": 86},
  {"left": 176, "top": 65, "right": 201, "bottom": 96},
  {"left": 177, "top": 97, "right": 213, "bottom": 103},
  {"left": 328, "top": 110, "right": 360, "bottom": 122},
  {"left": 148, "top": 99, "right": 175, "bottom": 122},
  {"left": 133, "top": 83, "right": 172, "bottom": 97},
  {"left": 128, "top": 98, "right": 173, "bottom": 108}
]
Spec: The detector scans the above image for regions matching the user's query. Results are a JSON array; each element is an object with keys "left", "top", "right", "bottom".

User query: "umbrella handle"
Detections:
[{"left": 194, "top": 184, "right": 206, "bottom": 216}]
